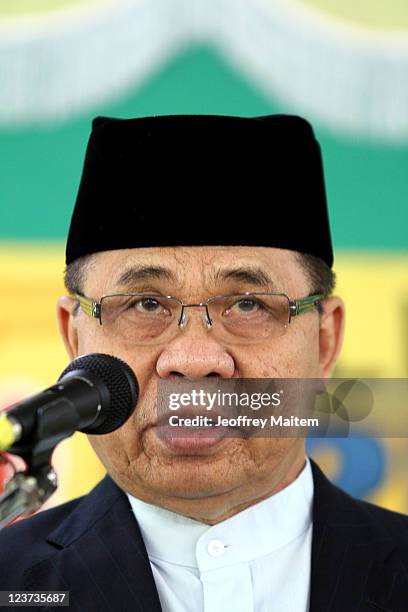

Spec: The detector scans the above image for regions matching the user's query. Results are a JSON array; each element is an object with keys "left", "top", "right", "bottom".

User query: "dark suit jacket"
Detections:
[{"left": 0, "top": 458, "right": 407, "bottom": 612}]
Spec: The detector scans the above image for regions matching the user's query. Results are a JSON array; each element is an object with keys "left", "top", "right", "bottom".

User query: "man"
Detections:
[{"left": 0, "top": 114, "right": 407, "bottom": 611}]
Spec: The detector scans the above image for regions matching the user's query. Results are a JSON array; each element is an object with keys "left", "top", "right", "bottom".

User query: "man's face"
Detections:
[{"left": 58, "top": 246, "right": 344, "bottom": 522}]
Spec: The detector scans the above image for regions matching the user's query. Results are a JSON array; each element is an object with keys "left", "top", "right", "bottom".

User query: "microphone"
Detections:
[{"left": 0, "top": 353, "right": 139, "bottom": 453}]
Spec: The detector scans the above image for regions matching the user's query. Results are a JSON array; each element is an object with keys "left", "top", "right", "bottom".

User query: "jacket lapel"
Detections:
[
  {"left": 309, "top": 459, "right": 406, "bottom": 612},
  {"left": 23, "top": 475, "right": 162, "bottom": 612}
]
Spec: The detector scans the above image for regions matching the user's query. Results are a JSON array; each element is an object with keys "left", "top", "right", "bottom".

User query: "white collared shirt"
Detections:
[{"left": 126, "top": 457, "right": 313, "bottom": 612}]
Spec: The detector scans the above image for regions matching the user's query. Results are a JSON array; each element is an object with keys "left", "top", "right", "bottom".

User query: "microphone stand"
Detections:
[
  {"left": 0, "top": 465, "right": 57, "bottom": 530},
  {"left": 0, "top": 397, "right": 78, "bottom": 530}
]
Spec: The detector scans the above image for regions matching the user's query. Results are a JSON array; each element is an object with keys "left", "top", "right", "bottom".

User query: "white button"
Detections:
[{"left": 207, "top": 539, "right": 225, "bottom": 557}]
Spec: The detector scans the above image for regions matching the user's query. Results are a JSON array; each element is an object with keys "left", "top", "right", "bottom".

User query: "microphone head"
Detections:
[{"left": 58, "top": 353, "right": 139, "bottom": 434}]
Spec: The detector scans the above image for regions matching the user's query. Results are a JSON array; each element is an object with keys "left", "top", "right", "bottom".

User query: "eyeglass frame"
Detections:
[{"left": 74, "top": 291, "right": 324, "bottom": 334}]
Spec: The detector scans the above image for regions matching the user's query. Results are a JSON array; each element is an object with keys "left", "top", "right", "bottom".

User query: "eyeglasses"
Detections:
[{"left": 75, "top": 292, "right": 323, "bottom": 346}]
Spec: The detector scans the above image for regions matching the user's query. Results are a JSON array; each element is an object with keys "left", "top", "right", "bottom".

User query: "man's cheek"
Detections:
[
  {"left": 76, "top": 318, "right": 115, "bottom": 352},
  {"left": 94, "top": 433, "right": 129, "bottom": 468},
  {"left": 76, "top": 329, "right": 100, "bottom": 354}
]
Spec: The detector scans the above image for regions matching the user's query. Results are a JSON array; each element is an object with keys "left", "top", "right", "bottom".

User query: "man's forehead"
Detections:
[
  {"left": 85, "top": 246, "right": 306, "bottom": 294},
  {"left": 91, "top": 246, "right": 298, "bottom": 274}
]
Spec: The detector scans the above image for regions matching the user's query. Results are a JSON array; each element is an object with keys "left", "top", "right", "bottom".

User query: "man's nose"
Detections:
[{"left": 156, "top": 316, "right": 235, "bottom": 379}]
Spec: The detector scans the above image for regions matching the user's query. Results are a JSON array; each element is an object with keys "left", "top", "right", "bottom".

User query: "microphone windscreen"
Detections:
[{"left": 59, "top": 353, "right": 139, "bottom": 434}]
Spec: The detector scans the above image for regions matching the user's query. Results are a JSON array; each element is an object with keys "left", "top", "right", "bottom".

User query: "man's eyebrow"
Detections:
[
  {"left": 211, "top": 266, "right": 278, "bottom": 290},
  {"left": 114, "top": 265, "right": 177, "bottom": 287}
]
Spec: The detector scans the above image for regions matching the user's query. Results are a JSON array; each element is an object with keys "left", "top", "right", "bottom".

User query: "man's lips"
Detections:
[
  {"left": 147, "top": 408, "right": 238, "bottom": 454},
  {"left": 149, "top": 408, "right": 233, "bottom": 428}
]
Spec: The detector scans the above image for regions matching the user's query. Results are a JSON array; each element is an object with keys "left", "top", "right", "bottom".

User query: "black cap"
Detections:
[{"left": 66, "top": 114, "right": 333, "bottom": 267}]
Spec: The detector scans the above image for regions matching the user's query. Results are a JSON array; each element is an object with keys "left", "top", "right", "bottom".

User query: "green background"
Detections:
[{"left": 1, "top": 45, "right": 407, "bottom": 249}]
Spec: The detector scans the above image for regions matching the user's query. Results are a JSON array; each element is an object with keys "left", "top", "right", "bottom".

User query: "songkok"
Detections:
[{"left": 65, "top": 114, "right": 333, "bottom": 267}]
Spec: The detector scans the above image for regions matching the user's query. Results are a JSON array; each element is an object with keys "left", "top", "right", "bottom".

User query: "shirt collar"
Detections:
[{"left": 126, "top": 456, "right": 313, "bottom": 569}]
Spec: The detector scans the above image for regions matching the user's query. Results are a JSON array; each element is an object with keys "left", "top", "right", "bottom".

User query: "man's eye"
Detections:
[
  {"left": 132, "top": 298, "right": 164, "bottom": 313},
  {"left": 229, "top": 299, "right": 262, "bottom": 314}
]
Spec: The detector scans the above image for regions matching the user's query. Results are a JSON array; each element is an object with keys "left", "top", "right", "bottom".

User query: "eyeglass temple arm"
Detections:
[
  {"left": 76, "top": 294, "right": 101, "bottom": 319},
  {"left": 290, "top": 294, "right": 324, "bottom": 317}
]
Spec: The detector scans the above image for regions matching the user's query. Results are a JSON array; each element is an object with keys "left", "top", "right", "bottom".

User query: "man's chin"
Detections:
[{"left": 138, "top": 461, "right": 243, "bottom": 501}]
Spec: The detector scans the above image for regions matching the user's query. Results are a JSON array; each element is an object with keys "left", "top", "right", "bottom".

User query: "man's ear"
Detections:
[
  {"left": 318, "top": 296, "right": 345, "bottom": 378},
  {"left": 57, "top": 296, "right": 80, "bottom": 360}
]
